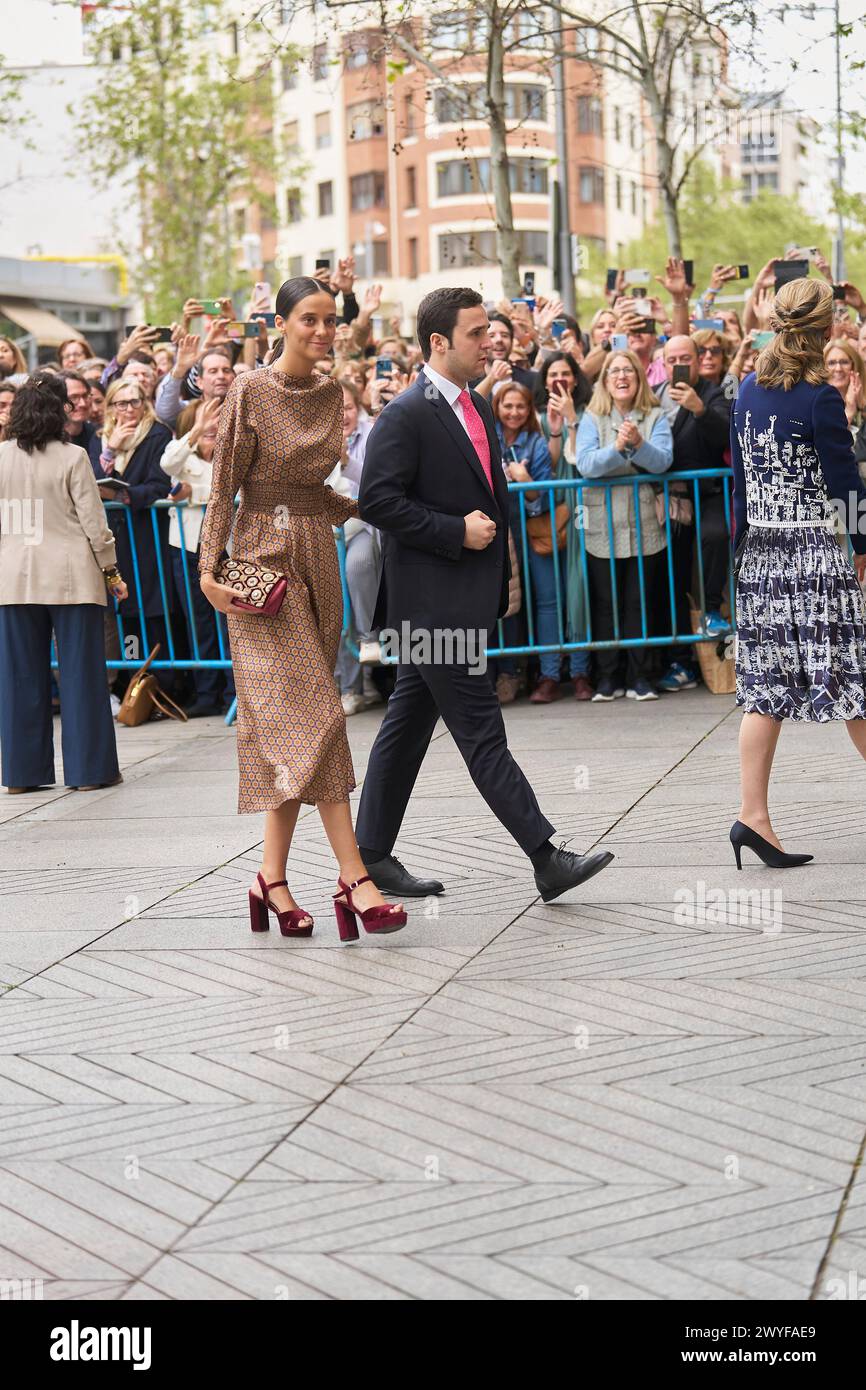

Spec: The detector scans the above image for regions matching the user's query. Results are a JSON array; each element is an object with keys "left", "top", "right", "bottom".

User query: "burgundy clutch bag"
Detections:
[{"left": 215, "top": 558, "right": 288, "bottom": 616}]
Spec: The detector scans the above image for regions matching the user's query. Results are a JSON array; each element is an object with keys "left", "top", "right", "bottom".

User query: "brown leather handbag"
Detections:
[
  {"left": 117, "top": 645, "right": 188, "bottom": 727},
  {"left": 526, "top": 501, "right": 571, "bottom": 555}
]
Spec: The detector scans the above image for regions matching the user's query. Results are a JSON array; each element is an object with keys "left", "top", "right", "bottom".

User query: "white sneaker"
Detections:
[
  {"left": 361, "top": 671, "right": 382, "bottom": 707},
  {"left": 359, "top": 640, "right": 382, "bottom": 665},
  {"left": 341, "top": 692, "right": 365, "bottom": 716},
  {"left": 109, "top": 693, "right": 121, "bottom": 718}
]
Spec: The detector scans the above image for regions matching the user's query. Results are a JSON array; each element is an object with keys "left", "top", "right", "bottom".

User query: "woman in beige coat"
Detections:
[{"left": 0, "top": 374, "right": 128, "bottom": 792}]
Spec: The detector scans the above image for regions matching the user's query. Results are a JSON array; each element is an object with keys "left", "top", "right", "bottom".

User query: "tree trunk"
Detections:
[
  {"left": 629, "top": 0, "right": 682, "bottom": 258},
  {"left": 485, "top": 5, "right": 521, "bottom": 298}
]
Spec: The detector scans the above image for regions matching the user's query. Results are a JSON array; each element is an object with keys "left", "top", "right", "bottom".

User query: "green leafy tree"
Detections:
[{"left": 75, "top": 0, "right": 295, "bottom": 319}]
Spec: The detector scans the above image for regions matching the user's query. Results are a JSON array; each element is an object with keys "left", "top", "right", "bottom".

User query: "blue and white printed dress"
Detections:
[{"left": 731, "top": 373, "right": 866, "bottom": 720}]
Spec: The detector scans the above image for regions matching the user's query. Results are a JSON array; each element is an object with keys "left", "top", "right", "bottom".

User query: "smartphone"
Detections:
[
  {"left": 551, "top": 318, "right": 567, "bottom": 339},
  {"left": 693, "top": 318, "right": 725, "bottom": 331},
  {"left": 257, "top": 312, "right": 277, "bottom": 327},
  {"left": 124, "top": 324, "right": 173, "bottom": 339},
  {"left": 790, "top": 247, "right": 818, "bottom": 261},
  {"left": 636, "top": 318, "right": 656, "bottom": 335},
  {"left": 199, "top": 300, "right": 224, "bottom": 316},
  {"left": 225, "top": 321, "right": 259, "bottom": 339},
  {"left": 632, "top": 297, "right": 652, "bottom": 316},
  {"left": 623, "top": 268, "right": 651, "bottom": 287},
  {"left": 683, "top": 259, "right": 694, "bottom": 286},
  {"left": 832, "top": 284, "right": 846, "bottom": 301},
  {"left": 735, "top": 264, "right": 749, "bottom": 279},
  {"left": 610, "top": 333, "right": 629, "bottom": 350},
  {"left": 672, "top": 364, "right": 691, "bottom": 387},
  {"left": 510, "top": 297, "right": 536, "bottom": 312},
  {"left": 752, "top": 331, "right": 774, "bottom": 349},
  {"left": 169, "top": 481, "right": 185, "bottom": 498},
  {"left": 315, "top": 257, "right": 331, "bottom": 271},
  {"left": 375, "top": 358, "right": 393, "bottom": 378},
  {"left": 254, "top": 281, "right": 271, "bottom": 298},
  {"left": 605, "top": 268, "right": 619, "bottom": 293},
  {"left": 774, "top": 259, "right": 809, "bottom": 293},
  {"left": 522, "top": 271, "right": 535, "bottom": 296}
]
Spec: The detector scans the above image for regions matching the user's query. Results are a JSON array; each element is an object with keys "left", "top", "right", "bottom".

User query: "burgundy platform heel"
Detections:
[
  {"left": 333, "top": 874, "right": 407, "bottom": 942},
  {"left": 248, "top": 872, "right": 314, "bottom": 937}
]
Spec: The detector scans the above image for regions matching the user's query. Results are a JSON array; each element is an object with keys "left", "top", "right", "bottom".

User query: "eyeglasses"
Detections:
[
  {"left": 697, "top": 345, "right": 723, "bottom": 357},
  {"left": 114, "top": 399, "right": 142, "bottom": 411},
  {"left": 608, "top": 369, "right": 637, "bottom": 379}
]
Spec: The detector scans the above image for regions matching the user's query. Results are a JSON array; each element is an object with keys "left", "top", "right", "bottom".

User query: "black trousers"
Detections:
[
  {"left": 355, "top": 655, "right": 555, "bottom": 858},
  {"left": 587, "top": 551, "right": 664, "bottom": 687}
]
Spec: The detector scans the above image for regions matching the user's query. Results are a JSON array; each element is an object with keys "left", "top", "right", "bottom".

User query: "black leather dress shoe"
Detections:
[
  {"left": 363, "top": 853, "right": 444, "bottom": 898},
  {"left": 534, "top": 847, "right": 614, "bottom": 903}
]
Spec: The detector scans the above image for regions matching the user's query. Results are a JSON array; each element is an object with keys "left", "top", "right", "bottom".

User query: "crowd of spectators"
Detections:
[{"left": 2, "top": 246, "right": 865, "bottom": 718}]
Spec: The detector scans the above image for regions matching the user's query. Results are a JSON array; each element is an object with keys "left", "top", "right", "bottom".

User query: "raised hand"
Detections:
[
  {"left": 173, "top": 333, "right": 201, "bottom": 377},
  {"left": 709, "top": 264, "right": 738, "bottom": 291},
  {"left": 362, "top": 282, "right": 383, "bottom": 315}
]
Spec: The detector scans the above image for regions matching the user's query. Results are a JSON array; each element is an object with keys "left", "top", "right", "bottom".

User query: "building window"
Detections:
[
  {"left": 628, "top": 112, "right": 637, "bottom": 149},
  {"left": 630, "top": 180, "right": 637, "bottom": 215},
  {"left": 347, "top": 100, "right": 386, "bottom": 140},
  {"left": 406, "top": 165, "right": 417, "bottom": 207},
  {"left": 435, "top": 85, "right": 484, "bottom": 123},
  {"left": 312, "top": 43, "right": 328, "bottom": 80},
  {"left": 234, "top": 207, "right": 246, "bottom": 239},
  {"left": 281, "top": 59, "right": 297, "bottom": 90},
  {"left": 578, "top": 165, "right": 604, "bottom": 203},
  {"left": 286, "top": 188, "right": 302, "bottom": 222},
  {"left": 350, "top": 171, "right": 387, "bottom": 211},
  {"left": 436, "top": 156, "right": 548, "bottom": 197},
  {"left": 318, "top": 180, "right": 333, "bottom": 216},
  {"left": 757, "top": 170, "right": 779, "bottom": 191},
  {"left": 613, "top": 106, "right": 621, "bottom": 141},
  {"left": 315, "top": 111, "right": 331, "bottom": 148},
  {"left": 356, "top": 241, "right": 390, "bottom": 277},
  {"left": 288, "top": 255, "right": 303, "bottom": 277},
  {"left": 408, "top": 236, "right": 419, "bottom": 278},
  {"left": 345, "top": 38, "right": 369, "bottom": 68},
  {"left": 579, "top": 25, "right": 601, "bottom": 56},
  {"left": 615, "top": 175, "right": 622, "bottom": 210},
  {"left": 229, "top": 21, "right": 239, "bottom": 56},
  {"left": 430, "top": 12, "right": 473, "bottom": 50},
  {"left": 577, "top": 95, "right": 603, "bottom": 135},
  {"left": 283, "top": 120, "right": 299, "bottom": 149},
  {"left": 506, "top": 84, "right": 546, "bottom": 121},
  {"left": 438, "top": 228, "right": 548, "bottom": 269},
  {"left": 318, "top": 248, "right": 335, "bottom": 270},
  {"left": 404, "top": 92, "right": 416, "bottom": 135}
]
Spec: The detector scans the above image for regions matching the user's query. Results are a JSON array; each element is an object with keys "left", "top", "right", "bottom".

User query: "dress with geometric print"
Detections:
[
  {"left": 199, "top": 367, "right": 358, "bottom": 811},
  {"left": 731, "top": 373, "right": 866, "bottom": 722}
]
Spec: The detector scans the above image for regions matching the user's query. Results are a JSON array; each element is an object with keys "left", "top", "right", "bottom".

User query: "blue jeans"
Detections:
[{"left": 526, "top": 546, "right": 589, "bottom": 680}]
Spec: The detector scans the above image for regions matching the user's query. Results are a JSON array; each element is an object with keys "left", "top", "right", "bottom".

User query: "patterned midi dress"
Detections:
[
  {"left": 199, "top": 367, "right": 358, "bottom": 811},
  {"left": 731, "top": 374, "right": 866, "bottom": 721}
]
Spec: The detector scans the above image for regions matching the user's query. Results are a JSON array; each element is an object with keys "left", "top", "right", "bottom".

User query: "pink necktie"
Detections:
[{"left": 457, "top": 389, "right": 494, "bottom": 493}]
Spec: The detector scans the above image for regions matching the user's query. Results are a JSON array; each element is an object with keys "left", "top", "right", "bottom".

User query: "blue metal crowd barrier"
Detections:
[{"left": 65, "top": 470, "right": 735, "bottom": 727}]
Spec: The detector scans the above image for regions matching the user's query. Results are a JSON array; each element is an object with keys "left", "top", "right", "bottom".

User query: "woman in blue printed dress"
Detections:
[{"left": 730, "top": 276, "right": 866, "bottom": 868}]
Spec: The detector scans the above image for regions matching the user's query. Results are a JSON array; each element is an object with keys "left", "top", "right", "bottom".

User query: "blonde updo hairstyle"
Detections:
[{"left": 755, "top": 277, "right": 832, "bottom": 391}]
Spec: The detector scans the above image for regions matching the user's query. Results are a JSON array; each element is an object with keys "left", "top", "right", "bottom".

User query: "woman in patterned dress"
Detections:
[
  {"left": 730, "top": 277, "right": 866, "bottom": 868},
  {"left": 199, "top": 278, "right": 405, "bottom": 938}
]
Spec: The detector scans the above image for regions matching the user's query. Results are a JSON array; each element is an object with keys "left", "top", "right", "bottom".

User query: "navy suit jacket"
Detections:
[{"left": 359, "top": 371, "right": 511, "bottom": 633}]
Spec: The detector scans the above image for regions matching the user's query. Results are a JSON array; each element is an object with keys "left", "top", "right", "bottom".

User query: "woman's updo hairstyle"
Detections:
[
  {"left": 755, "top": 276, "right": 833, "bottom": 392},
  {"left": 275, "top": 276, "right": 336, "bottom": 320}
]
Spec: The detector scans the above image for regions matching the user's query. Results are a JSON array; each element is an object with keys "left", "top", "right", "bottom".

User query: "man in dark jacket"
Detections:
[
  {"left": 655, "top": 335, "right": 732, "bottom": 691},
  {"left": 59, "top": 370, "right": 102, "bottom": 473},
  {"left": 355, "top": 286, "right": 613, "bottom": 904}
]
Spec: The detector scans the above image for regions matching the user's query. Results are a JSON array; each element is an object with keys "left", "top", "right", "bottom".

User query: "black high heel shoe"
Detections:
[{"left": 729, "top": 820, "right": 813, "bottom": 870}]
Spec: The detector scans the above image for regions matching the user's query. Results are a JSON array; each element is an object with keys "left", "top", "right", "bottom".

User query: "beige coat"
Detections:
[{"left": 0, "top": 438, "right": 116, "bottom": 606}]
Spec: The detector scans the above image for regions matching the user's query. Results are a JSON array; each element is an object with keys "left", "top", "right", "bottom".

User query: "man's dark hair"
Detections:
[
  {"left": 126, "top": 350, "right": 156, "bottom": 367},
  {"left": 488, "top": 312, "right": 514, "bottom": 341},
  {"left": 416, "top": 287, "right": 483, "bottom": 361},
  {"left": 58, "top": 369, "right": 90, "bottom": 392},
  {"left": 8, "top": 373, "right": 69, "bottom": 454}
]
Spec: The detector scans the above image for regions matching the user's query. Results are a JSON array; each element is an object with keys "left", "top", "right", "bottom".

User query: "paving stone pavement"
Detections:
[{"left": 1, "top": 688, "right": 865, "bottom": 1302}]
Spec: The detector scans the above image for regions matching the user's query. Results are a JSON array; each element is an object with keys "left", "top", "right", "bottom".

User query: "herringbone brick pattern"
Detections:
[{"left": 1, "top": 691, "right": 864, "bottom": 1301}]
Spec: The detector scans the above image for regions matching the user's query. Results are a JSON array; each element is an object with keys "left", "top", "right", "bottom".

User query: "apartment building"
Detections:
[{"left": 738, "top": 93, "right": 822, "bottom": 208}]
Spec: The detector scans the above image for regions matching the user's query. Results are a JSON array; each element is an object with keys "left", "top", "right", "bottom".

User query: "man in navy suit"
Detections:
[{"left": 355, "top": 286, "right": 613, "bottom": 904}]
